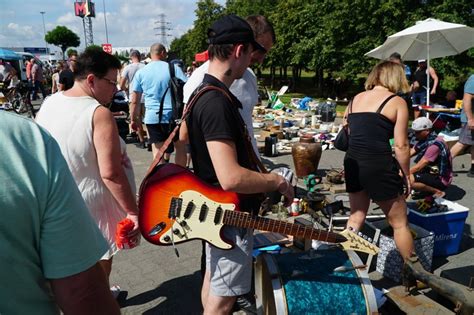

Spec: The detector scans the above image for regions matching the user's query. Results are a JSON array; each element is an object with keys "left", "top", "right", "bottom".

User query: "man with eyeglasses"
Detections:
[
  {"left": 36, "top": 47, "right": 140, "bottom": 298},
  {"left": 59, "top": 53, "right": 77, "bottom": 91}
]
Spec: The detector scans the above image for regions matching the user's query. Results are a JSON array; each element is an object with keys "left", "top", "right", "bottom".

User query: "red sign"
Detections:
[
  {"left": 74, "top": 1, "right": 96, "bottom": 18},
  {"left": 102, "top": 44, "right": 112, "bottom": 54}
]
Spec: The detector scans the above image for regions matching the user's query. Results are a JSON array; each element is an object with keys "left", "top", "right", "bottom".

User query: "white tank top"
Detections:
[{"left": 36, "top": 92, "right": 136, "bottom": 257}]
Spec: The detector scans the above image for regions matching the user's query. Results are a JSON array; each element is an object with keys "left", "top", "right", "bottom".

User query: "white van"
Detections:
[{"left": 7, "top": 52, "right": 48, "bottom": 82}]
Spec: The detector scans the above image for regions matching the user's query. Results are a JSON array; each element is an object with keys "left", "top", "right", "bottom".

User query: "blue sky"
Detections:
[{"left": 0, "top": 0, "right": 225, "bottom": 52}]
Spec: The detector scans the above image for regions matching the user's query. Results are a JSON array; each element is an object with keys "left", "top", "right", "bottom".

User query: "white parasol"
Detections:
[{"left": 365, "top": 18, "right": 474, "bottom": 105}]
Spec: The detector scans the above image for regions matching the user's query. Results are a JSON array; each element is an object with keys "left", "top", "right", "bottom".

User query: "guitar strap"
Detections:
[{"left": 143, "top": 82, "right": 267, "bottom": 179}]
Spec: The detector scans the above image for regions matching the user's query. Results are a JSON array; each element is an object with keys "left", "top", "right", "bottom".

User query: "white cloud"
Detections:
[{"left": 0, "top": 0, "right": 225, "bottom": 51}]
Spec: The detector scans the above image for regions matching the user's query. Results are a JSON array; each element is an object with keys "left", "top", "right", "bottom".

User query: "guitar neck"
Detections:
[{"left": 223, "top": 210, "right": 346, "bottom": 243}]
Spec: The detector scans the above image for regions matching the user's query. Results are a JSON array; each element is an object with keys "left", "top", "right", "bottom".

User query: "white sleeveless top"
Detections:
[{"left": 36, "top": 92, "right": 136, "bottom": 258}]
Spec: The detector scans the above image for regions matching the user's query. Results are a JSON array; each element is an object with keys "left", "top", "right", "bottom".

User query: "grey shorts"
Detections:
[
  {"left": 459, "top": 123, "right": 474, "bottom": 145},
  {"left": 206, "top": 226, "right": 253, "bottom": 297}
]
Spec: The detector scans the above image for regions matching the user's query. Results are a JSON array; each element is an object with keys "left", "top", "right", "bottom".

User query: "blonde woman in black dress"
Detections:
[{"left": 343, "top": 61, "right": 414, "bottom": 260}]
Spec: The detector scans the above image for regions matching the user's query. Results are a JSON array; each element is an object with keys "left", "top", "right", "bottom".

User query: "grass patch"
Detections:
[{"left": 274, "top": 93, "right": 348, "bottom": 114}]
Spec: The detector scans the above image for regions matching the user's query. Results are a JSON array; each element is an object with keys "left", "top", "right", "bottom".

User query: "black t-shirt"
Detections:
[
  {"left": 59, "top": 69, "right": 74, "bottom": 90},
  {"left": 187, "top": 74, "right": 260, "bottom": 213}
]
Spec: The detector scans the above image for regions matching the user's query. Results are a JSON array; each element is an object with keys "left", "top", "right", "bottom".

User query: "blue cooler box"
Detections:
[{"left": 408, "top": 199, "right": 469, "bottom": 256}]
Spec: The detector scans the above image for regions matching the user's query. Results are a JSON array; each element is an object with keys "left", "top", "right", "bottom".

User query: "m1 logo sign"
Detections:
[
  {"left": 74, "top": 1, "right": 96, "bottom": 18},
  {"left": 102, "top": 44, "right": 112, "bottom": 54}
]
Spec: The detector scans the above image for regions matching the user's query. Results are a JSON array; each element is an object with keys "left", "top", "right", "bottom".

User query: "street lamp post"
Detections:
[
  {"left": 40, "top": 11, "right": 48, "bottom": 53},
  {"left": 102, "top": 0, "right": 109, "bottom": 43}
]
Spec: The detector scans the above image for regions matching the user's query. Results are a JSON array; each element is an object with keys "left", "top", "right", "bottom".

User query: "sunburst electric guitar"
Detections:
[{"left": 138, "top": 164, "right": 379, "bottom": 255}]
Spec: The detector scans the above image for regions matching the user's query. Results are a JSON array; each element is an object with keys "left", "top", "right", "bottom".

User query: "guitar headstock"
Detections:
[{"left": 339, "top": 229, "right": 379, "bottom": 256}]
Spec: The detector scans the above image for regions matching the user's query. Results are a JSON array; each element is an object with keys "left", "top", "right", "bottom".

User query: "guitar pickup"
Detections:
[
  {"left": 148, "top": 222, "right": 166, "bottom": 237},
  {"left": 214, "top": 206, "right": 223, "bottom": 224},
  {"left": 184, "top": 201, "right": 195, "bottom": 219},
  {"left": 199, "top": 204, "right": 208, "bottom": 222},
  {"left": 168, "top": 197, "right": 183, "bottom": 219}
]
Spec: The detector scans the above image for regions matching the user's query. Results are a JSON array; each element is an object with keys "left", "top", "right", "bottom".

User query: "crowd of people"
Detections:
[{"left": 1, "top": 11, "right": 473, "bottom": 315}]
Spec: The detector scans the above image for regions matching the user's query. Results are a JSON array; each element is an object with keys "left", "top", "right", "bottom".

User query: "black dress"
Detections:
[{"left": 344, "top": 95, "right": 404, "bottom": 201}]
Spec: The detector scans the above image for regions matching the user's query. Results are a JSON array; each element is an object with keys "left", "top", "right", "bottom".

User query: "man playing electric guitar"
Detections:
[{"left": 183, "top": 15, "right": 294, "bottom": 315}]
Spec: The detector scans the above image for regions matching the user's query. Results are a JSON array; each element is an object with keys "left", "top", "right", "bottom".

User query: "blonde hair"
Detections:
[{"left": 365, "top": 60, "right": 410, "bottom": 94}]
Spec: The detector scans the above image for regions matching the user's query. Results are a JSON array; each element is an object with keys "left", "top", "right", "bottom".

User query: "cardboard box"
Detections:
[
  {"left": 368, "top": 220, "right": 434, "bottom": 283},
  {"left": 408, "top": 199, "right": 469, "bottom": 256}
]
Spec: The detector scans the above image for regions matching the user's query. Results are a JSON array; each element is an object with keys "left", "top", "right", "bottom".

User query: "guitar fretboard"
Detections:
[{"left": 223, "top": 210, "right": 346, "bottom": 243}]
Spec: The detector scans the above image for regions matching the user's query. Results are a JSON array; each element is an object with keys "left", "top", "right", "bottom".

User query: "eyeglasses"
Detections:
[{"left": 101, "top": 77, "right": 118, "bottom": 87}]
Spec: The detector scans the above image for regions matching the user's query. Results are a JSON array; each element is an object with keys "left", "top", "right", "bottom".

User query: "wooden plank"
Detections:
[{"left": 385, "top": 286, "right": 455, "bottom": 315}]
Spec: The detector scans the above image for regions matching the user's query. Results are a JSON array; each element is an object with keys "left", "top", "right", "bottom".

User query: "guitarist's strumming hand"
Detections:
[{"left": 277, "top": 177, "right": 294, "bottom": 207}]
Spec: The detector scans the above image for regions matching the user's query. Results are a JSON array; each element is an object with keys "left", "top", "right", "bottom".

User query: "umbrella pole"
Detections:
[{"left": 427, "top": 33, "right": 430, "bottom": 106}]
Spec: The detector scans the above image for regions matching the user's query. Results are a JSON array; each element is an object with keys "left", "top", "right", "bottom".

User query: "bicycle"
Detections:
[{"left": 1, "top": 81, "right": 35, "bottom": 118}]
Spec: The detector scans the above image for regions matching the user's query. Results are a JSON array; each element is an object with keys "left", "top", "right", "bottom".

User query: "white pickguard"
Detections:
[{"left": 159, "top": 190, "right": 236, "bottom": 249}]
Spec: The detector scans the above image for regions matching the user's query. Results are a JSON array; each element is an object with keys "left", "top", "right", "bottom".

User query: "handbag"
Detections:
[
  {"left": 334, "top": 99, "right": 352, "bottom": 151},
  {"left": 334, "top": 126, "right": 349, "bottom": 151}
]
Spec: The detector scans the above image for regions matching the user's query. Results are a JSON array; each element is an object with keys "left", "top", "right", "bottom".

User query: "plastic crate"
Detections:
[{"left": 408, "top": 199, "right": 469, "bottom": 256}]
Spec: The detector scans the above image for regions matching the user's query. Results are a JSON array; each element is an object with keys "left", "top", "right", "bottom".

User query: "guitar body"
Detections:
[
  {"left": 139, "top": 163, "right": 240, "bottom": 249},
  {"left": 139, "top": 164, "right": 379, "bottom": 255}
]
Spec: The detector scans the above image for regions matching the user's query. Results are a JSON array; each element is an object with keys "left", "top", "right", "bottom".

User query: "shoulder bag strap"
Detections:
[
  {"left": 212, "top": 90, "right": 268, "bottom": 174},
  {"left": 194, "top": 87, "right": 268, "bottom": 174},
  {"left": 158, "top": 63, "right": 175, "bottom": 123},
  {"left": 144, "top": 85, "right": 217, "bottom": 176}
]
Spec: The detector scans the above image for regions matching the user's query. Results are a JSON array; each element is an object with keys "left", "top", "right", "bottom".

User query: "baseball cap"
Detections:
[
  {"left": 412, "top": 117, "right": 433, "bottom": 131},
  {"left": 207, "top": 14, "right": 265, "bottom": 52},
  {"left": 418, "top": 59, "right": 426, "bottom": 63}
]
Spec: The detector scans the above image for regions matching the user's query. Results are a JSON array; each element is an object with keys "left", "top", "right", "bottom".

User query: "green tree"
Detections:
[
  {"left": 45, "top": 26, "right": 80, "bottom": 60},
  {"left": 191, "top": 0, "right": 225, "bottom": 53},
  {"left": 225, "top": 0, "right": 276, "bottom": 17},
  {"left": 170, "top": 0, "right": 224, "bottom": 66},
  {"left": 170, "top": 30, "right": 193, "bottom": 65}
]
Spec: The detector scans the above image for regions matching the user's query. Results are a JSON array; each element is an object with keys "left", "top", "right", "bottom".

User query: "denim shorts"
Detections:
[{"left": 412, "top": 90, "right": 427, "bottom": 106}]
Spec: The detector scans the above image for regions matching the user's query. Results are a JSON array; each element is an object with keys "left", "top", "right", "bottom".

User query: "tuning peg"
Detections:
[{"left": 368, "top": 237, "right": 373, "bottom": 243}]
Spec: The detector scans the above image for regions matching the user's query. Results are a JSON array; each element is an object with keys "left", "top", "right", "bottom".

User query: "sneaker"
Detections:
[
  {"left": 110, "top": 285, "right": 121, "bottom": 299},
  {"left": 233, "top": 293, "right": 257, "bottom": 314}
]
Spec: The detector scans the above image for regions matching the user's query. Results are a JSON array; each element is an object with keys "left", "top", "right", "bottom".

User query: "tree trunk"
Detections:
[{"left": 270, "top": 66, "right": 275, "bottom": 89}]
